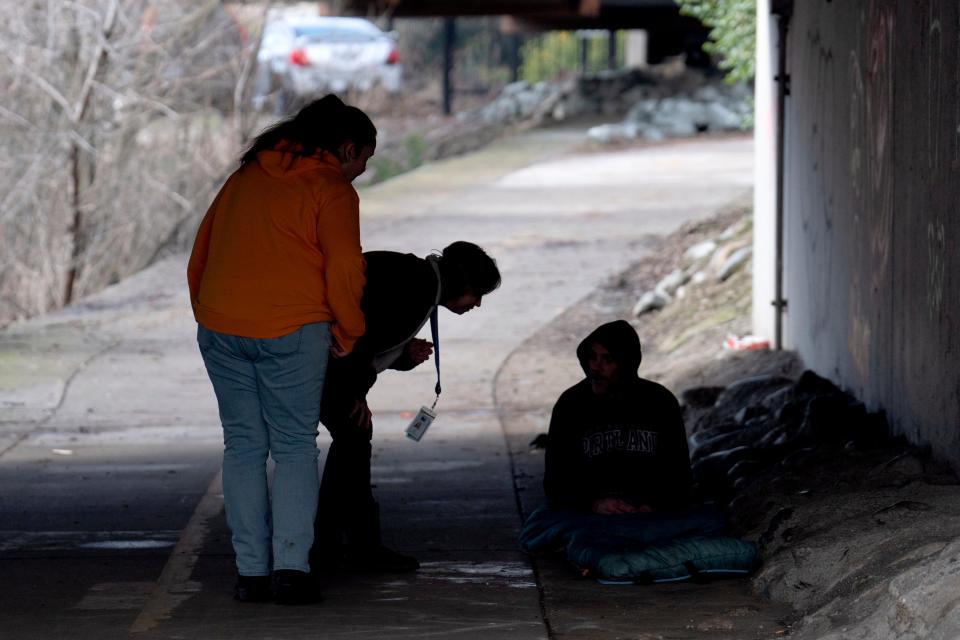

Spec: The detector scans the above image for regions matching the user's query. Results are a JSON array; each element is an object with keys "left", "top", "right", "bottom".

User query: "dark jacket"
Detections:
[
  {"left": 543, "top": 320, "right": 692, "bottom": 510},
  {"left": 321, "top": 251, "right": 439, "bottom": 426}
]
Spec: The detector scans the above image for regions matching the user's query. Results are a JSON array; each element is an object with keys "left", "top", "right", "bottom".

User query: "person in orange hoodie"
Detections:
[{"left": 187, "top": 94, "right": 373, "bottom": 605}]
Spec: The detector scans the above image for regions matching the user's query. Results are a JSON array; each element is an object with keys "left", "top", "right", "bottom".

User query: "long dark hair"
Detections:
[{"left": 240, "top": 94, "right": 376, "bottom": 166}]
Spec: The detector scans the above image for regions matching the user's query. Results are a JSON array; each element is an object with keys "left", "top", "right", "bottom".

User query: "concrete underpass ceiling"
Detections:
[{"left": 340, "top": 0, "right": 699, "bottom": 32}]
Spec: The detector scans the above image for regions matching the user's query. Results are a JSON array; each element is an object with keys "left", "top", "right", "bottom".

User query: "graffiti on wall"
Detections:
[
  {"left": 795, "top": 19, "right": 838, "bottom": 343},
  {"left": 847, "top": 1, "right": 895, "bottom": 383},
  {"left": 927, "top": 6, "right": 944, "bottom": 170},
  {"left": 848, "top": 272, "right": 871, "bottom": 383},
  {"left": 847, "top": 37, "right": 868, "bottom": 381},
  {"left": 925, "top": 4, "right": 948, "bottom": 321},
  {"left": 789, "top": 0, "right": 960, "bottom": 464},
  {"left": 848, "top": 48, "right": 864, "bottom": 206},
  {"left": 927, "top": 219, "right": 946, "bottom": 319},
  {"left": 866, "top": 1, "right": 894, "bottom": 296}
]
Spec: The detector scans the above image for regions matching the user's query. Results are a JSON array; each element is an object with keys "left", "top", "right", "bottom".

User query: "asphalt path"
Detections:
[{"left": 0, "top": 127, "right": 754, "bottom": 639}]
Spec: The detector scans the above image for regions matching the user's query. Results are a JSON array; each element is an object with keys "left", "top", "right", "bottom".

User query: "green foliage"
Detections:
[
  {"left": 368, "top": 156, "right": 405, "bottom": 183},
  {"left": 404, "top": 133, "right": 427, "bottom": 169},
  {"left": 520, "top": 31, "right": 576, "bottom": 83},
  {"left": 453, "top": 18, "right": 515, "bottom": 87},
  {"left": 676, "top": 0, "right": 756, "bottom": 82},
  {"left": 395, "top": 17, "right": 515, "bottom": 89},
  {"left": 520, "top": 31, "right": 625, "bottom": 84},
  {"left": 367, "top": 133, "right": 429, "bottom": 184}
]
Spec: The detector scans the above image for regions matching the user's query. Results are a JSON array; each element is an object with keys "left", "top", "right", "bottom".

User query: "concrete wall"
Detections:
[{"left": 781, "top": 1, "right": 960, "bottom": 467}]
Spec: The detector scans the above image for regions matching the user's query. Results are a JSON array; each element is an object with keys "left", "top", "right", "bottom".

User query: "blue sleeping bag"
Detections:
[{"left": 519, "top": 505, "right": 759, "bottom": 584}]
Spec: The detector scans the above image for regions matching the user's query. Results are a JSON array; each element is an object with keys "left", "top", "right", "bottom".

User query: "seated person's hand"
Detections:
[
  {"left": 591, "top": 497, "right": 652, "bottom": 515},
  {"left": 330, "top": 343, "right": 348, "bottom": 359},
  {"left": 403, "top": 338, "right": 433, "bottom": 367}
]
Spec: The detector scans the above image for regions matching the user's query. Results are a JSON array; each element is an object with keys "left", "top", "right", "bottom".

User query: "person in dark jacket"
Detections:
[
  {"left": 544, "top": 320, "right": 692, "bottom": 514},
  {"left": 312, "top": 241, "right": 501, "bottom": 573}
]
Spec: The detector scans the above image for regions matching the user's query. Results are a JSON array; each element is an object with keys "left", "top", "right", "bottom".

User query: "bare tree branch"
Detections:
[
  {"left": 0, "top": 49, "right": 74, "bottom": 115},
  {"left": 92, "top": 80, "right": 181, "bottom": 119},
  {"left": 66, "top": 128, "right": 96, "bottom": 154},
  {"left": 71, "top": 0, "right": 119, "bottom": 124},
  {"left": 233, "top": 1, "right": 273, "bottom": 140},
  {"left": 64, "top": 0, "right": 121, "bottom": 305},
  {"left": 0, "top": 148, "right": 58, "bottom": 222},
  {"left": 2, "top": 0, "right": 251, "bottom": 326},
  {"left": 145, "top": 175, "right": 193, "bottom": 212},
  {"left": 0, "top": 104, "right": 35, "bottom": 129}
]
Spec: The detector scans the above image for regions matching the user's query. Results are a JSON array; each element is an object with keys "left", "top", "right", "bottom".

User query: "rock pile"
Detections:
[
  {"left": 633, "top": 216, "right": 752, "bottom": 316},
  {"left": 457, "top": 70, "right": 652, "bottom": 128},
  {"left": 549, "top": 69, "right": 660, "bottom": 120},
  {"left": 465, "top": 79, "right": 560, "bottom": 125},
  {"left": 454, "top": 67, "right": 751, "bottom": 141},
  {"left": 368, "top": 67, "right": 751, "bottom": 185},
  {"left": 586, "top": 79, "right": 751, "bottom": 144}
]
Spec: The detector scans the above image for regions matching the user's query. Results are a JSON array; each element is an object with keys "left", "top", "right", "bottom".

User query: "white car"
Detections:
[{"left": 257, "top": 16, "right": 401, "bottom": 105}]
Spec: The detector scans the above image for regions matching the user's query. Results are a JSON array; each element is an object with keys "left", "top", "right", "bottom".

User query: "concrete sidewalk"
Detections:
[{"left": 0, "top": 127, "right": 778, "bottom": 639}]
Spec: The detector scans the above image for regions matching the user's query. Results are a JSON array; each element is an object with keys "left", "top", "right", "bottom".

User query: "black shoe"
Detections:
[
  {"left": 343, "top": 545, "right": 420, "bottom": 573},
  {"left": 234, "top": 575, "right": 272, "bottom": 603},
  {"left": 273, "top": 569, "right": 322, "bottom": 605}
]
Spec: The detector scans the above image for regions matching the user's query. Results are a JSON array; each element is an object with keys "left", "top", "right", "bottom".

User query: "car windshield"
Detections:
[{"left": 293, "top": 25, "right": 379, "bottom": 43}]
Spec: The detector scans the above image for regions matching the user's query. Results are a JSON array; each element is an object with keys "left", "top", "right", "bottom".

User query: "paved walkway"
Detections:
[{"left": 0, "top": 126, "right": 784, "bottom": 639}]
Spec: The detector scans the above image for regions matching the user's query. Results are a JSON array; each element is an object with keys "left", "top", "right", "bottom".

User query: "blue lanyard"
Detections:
[{"left": 430, "top": 307, "right": 441, "bottom": 408}]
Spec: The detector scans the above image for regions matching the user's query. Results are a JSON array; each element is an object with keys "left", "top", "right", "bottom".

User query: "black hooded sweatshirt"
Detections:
[{"left": 543, "top": 320, "right": 692, "bottom": 511}]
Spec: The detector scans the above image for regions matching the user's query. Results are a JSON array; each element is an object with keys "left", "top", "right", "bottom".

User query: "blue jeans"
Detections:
[{"left": 197, "top": 322, "right": 330, "bottom": 575}]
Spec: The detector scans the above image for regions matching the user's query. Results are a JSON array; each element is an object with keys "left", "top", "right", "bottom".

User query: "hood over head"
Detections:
[{"left": 576, "top": 319, "right": 642, "bottom": 378}]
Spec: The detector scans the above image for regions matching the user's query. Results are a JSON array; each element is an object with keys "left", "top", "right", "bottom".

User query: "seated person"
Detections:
[
  {"left": 544, "top": 320, "right": 693, "bottom": 514},
  {"left": 525, "top": 320, "right": 759, "bottom": 583}
]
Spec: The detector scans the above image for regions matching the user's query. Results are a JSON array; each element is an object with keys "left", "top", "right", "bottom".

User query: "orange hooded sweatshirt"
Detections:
[{"left": 187, "top": 150, "right": 365, "bottom": 353}]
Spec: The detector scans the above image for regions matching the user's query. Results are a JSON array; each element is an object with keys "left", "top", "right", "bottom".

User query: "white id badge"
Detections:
[{"left": 405, "top": 406, "right": 437, "bottom": 442}]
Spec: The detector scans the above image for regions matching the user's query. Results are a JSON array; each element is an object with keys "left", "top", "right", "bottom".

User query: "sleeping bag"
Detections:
[{"left": 520, "top": 505, "right": 759, "bottom": 584}]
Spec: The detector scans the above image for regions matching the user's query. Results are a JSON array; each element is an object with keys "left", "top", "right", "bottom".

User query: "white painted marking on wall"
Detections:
[{"left": 129, "top": 470, "right": 223, "bottom": 633}]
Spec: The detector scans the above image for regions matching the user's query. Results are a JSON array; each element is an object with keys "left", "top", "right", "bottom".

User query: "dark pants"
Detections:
[
  {"left": 311, "top": 358, "right": 380, "bottom": 563},
  {"left": 314, "top": 423, "right": 380, "bottom": 550}
]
